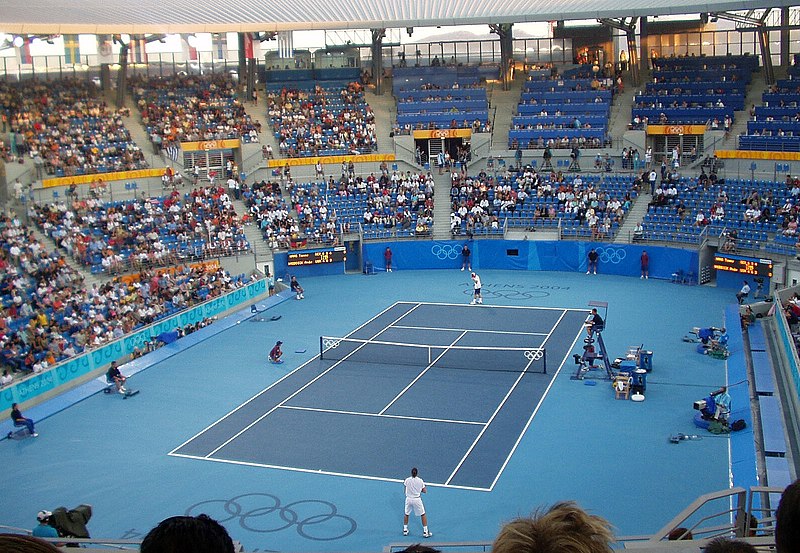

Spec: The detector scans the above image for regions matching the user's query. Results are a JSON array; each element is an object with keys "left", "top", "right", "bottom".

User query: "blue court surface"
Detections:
[
  {"left": 1, "top": 270, "right": 734, "bottom": 552},
  {"left": 171, "top": 302, "right": 587, "bottom": 490}
]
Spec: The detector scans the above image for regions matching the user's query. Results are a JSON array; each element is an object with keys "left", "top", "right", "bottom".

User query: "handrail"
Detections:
[
  {"left": 648, "top": 486, "right": 747, "bottom": 542},
  {"left": 241, "top": 146, "right": 266, "bottom": 175}
]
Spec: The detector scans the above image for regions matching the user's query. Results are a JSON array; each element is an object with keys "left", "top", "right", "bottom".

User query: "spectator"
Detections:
[
  {"left": 140, "top": 514, "right": 235, "bottom": 553},
  {"left": 32, "top": 511, "right": 60, "bottom": 540},
  {"left": 703, "top": 537, "right": 757, "bottom": 553},
  {"left": 0, "top": 534, "right": 62, "bottom": 553},
  {"left": 492, "top": 502, "right": 614, "bottom": 553},
  {"left": 776, "top": 479, "right": 800, "bottom": 553}
]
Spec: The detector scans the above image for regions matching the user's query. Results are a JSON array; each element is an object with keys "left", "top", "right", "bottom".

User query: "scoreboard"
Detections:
[
  {"left": 712, "top": 253, "right": 773, "bottom": 277},
  {"left": 287, "top": 246, "right": 347, "bottom": 267}
]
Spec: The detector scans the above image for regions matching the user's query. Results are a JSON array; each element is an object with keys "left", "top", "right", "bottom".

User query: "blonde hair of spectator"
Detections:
[{"left": 492, "top": 501, "right": 614, "bottom": 553}]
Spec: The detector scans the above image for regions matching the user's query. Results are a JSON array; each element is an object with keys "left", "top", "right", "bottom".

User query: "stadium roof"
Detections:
[{"left": 0, "top": 0, "right": 793, "bottom": 35}]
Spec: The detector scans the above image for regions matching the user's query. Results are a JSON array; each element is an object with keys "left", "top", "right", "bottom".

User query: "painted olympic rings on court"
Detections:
[
  {"left": 594, "top": 246, "right": 626, "bottom": 264},
  {"left": 431, "top": 244, "right": 463, "bottom": 260},
  {"left": 463, "top": 288, "right": 550, "bottom": 300},
  {"left": 185, "top": 493, "right": 357, "bottom": 541},
  {"left": 524, "top": 349, "right": 544, "bottom": 361}
]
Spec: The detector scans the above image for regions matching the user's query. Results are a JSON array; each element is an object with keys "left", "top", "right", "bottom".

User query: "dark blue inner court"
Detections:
[{"left": 172, "top": 303, "right": 588, "bottom": 490}]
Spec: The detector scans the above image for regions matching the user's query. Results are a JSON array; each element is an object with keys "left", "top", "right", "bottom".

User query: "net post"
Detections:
[
  {"left": 542, "top": 349, "right": 547, "bottom": 374},
  {"left": 319, "top": 336, "right": 324, "bottom": 359}
]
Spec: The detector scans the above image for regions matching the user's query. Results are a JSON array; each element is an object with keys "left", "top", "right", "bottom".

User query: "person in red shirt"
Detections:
[
  {"left": 640, "top": 250, "right": 650, "bottom": 279},
  {"left": 269, "top": 341, "right": 284, "bottom": 364},
  {"left": 384, "top": 247, "right": 393, "bottom": 272}
]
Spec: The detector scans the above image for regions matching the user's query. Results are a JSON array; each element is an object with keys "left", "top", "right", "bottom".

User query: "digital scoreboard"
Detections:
[
  {"left": 287, "top": 246, "right": 347, "bottom": 267},
  {"left": 712, "top": 253, "right": 773, "bottom": 277}
]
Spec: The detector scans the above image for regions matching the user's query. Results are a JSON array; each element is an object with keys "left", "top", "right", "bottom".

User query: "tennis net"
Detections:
[{"left": 319, "top": 336, "right": 547, "bottom": 374}]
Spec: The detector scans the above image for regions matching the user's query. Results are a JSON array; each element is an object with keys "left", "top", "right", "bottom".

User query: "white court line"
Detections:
[
  {"left": 168, "top": 300, "right": 417, "bottom": 457},
  {"left": 378, "top": 330, "right": 468, "bottom": 416},
  {"left": 403, "top": 300, "right": 585, "bottom": 312},
  {"left": 488, "top": 308, "right": 578, "bottom": 491},
  {"left": 445, "top": 308, "right": 570, "bottom": 488},
  {"left": 390, "top": 324, "right": 549, "bottom": 337},
  {"left": 278, "top": 404, "right": 485, "bottom": 425},
  {"left": 202, "top": 303, "right": 423, "bottom": 459},
  {"left": 167, "top": 453, "right": 493, "bottom": 491}
]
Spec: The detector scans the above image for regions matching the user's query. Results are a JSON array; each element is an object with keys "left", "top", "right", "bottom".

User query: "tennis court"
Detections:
[{"left": 170, "top": 302, "right": 588, "bottom": 490}]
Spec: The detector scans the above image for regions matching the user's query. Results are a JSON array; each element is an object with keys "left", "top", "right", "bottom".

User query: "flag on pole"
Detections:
[
  {"left": 243, "top": 32, "right": 254, "bottom": 60},
  {"left": 165, "top": 143, "right": 180, "bottom": 162},
  {"left": 128, "top": 35, "right": 148, "bottom": 64},
  {"left": 63, "top": 34, "right": 81, "bottom": 65},
  {"left": 18, "top": 38, "right": 32, "bottom": 65},
  {"left": 212, "top": 33, "right": 226, "bottom": 60}
]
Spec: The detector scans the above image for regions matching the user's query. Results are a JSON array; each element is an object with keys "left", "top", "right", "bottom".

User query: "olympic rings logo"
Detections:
[
  {"left": 524, "top": 349, "right": 544, "bottom": 361},
  {"left": 322, "top": 338, "right": 341, "bottom": 350},
  {"left": 431, "top": 244, "right": 463, "bottom": 260},
  {"left": 594, "top": 246, "right": 626, "bottom": 264},
  {"left": 462, "top": 287, "right": 550, "bottom": 300},
  {"left": 185, "top": 493, "right": 357, "bottom": 541}
]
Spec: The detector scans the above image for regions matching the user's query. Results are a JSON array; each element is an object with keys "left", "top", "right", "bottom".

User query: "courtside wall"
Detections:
[
  {"left": 357, "top": 240, "right": 699, "bottom": 279},
  {"left": 0, "top": 279, "right": 267, "bottom": 412}
]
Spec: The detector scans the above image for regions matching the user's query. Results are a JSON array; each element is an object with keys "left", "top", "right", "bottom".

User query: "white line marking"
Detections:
[
  {"left": 488, "top": 309, "right": 579, "bottom": 491},
  {"left": 378, "top": 330, "right": 469, "bottom": 415},
  {"left": 169, "top": 301, "right": 414, "bottom": 456},
  {"left": 444, "top": 346, "right": 538, "bottom": 486},
  {"left": 168, "top": 453, "right": 493, "bottom": 491},
  {"left": 278, "top": 404, "right": 485, "bottom": 425},
  {"left": 203, "top": 303, "right": 423, "bottom": 458},
  {"left": 389, "top": 324, "right": 548, "bottom": 336}
]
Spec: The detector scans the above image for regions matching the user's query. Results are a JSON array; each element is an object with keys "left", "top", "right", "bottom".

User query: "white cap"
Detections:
[{"left": 37, "top": 510, "right": 52, "bottom": 522}]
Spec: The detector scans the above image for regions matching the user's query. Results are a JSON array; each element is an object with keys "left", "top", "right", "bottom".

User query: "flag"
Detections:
[
  {"left": 63, "top": 34, "right": 81, "bottom": 65},
  {"left": 128, "top": 35, "right": 148, "bottom": 64},
  {"left": 212, "top": 33, "right": 226, "bottom": 60},
  {"left": 165, "top": 144, "right": 180, "bottom": 162},
  {"left": 243, "top": 32, "right": 254, "bottom": 60},
  {"left": 18, "top": 38, "right": 32, "bottom": 65}
]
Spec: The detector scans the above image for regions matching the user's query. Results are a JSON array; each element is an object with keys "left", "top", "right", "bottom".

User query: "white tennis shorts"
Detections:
[{"left": 405, "top": 496, "right": 425, "bottom": 516}]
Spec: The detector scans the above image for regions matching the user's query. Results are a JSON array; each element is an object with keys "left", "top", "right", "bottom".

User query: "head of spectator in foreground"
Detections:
[
  {"left": 667, "top": 527, "right": 692, "bottom": 540},
  {"left": 702, "top": 537, "right": 757, "bottom": 553},
  {"left": 399, "top": 546, "right": 439, "bottom": 553},
  {"left": 141, "top": 514, "right": 234, "bottom": 553},
  {"left": 492, "top": 501, "right": 614, "bottom": 553},
  {"left": 0, "top": 534, "right": 61, "bottom": 553},
  {"left": 776, "top": 479, "right": 800, "bottom": 553}
]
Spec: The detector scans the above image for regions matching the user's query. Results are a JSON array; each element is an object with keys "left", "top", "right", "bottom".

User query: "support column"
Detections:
[
  {"left": 627, "top": 19, "right": 640, "bottom": 87},
  {"left": 115, "top": 39, "right": 129, "bottom": 109},
  {"left": 491, "top": 23, "right": 514, "bottom": 91},
  {"left": 781, "top": 6, "right": 791, "bottom": 71},
  {"left": 371, "top": 28, "right": 385, "bottom": 95},
  {"left": 639, "top": 17, "right": 649, "bottom": 74},
  {"left": 758, "top": 27, "right": 775, "bottom": 85},
  {"left": 238, "top": 32, "right": 256, "bottom": 99}
]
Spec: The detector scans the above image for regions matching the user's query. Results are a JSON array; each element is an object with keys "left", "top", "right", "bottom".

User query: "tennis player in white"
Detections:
[
  {"left": 470, "top": 272, "right": 483, "bottom": 305},
  {"left": 403, "top": 467, "right": 432, "bottom": 538}
]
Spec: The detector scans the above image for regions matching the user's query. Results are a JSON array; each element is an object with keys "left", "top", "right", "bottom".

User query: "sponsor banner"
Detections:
[
  {"left": 181, "top": 138, "right": 241, "bottom": 152},
  {"left": 267, "top": 153, "right": 396, "bottom": 168},
  {"left": 0, "top": 279, "right": 266, "bottom": 412},
  {"left": 646, "top": 124, "right": 707, "bottom": 135},
  {"left": 413, "top": 128, "right": 473, "bottom": 139},
  {"left": 715, "top": 150, "right": 800, "bottom": 161},
  {"left": 43, "top": 168, "right": 166, "bottom": 188}
]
